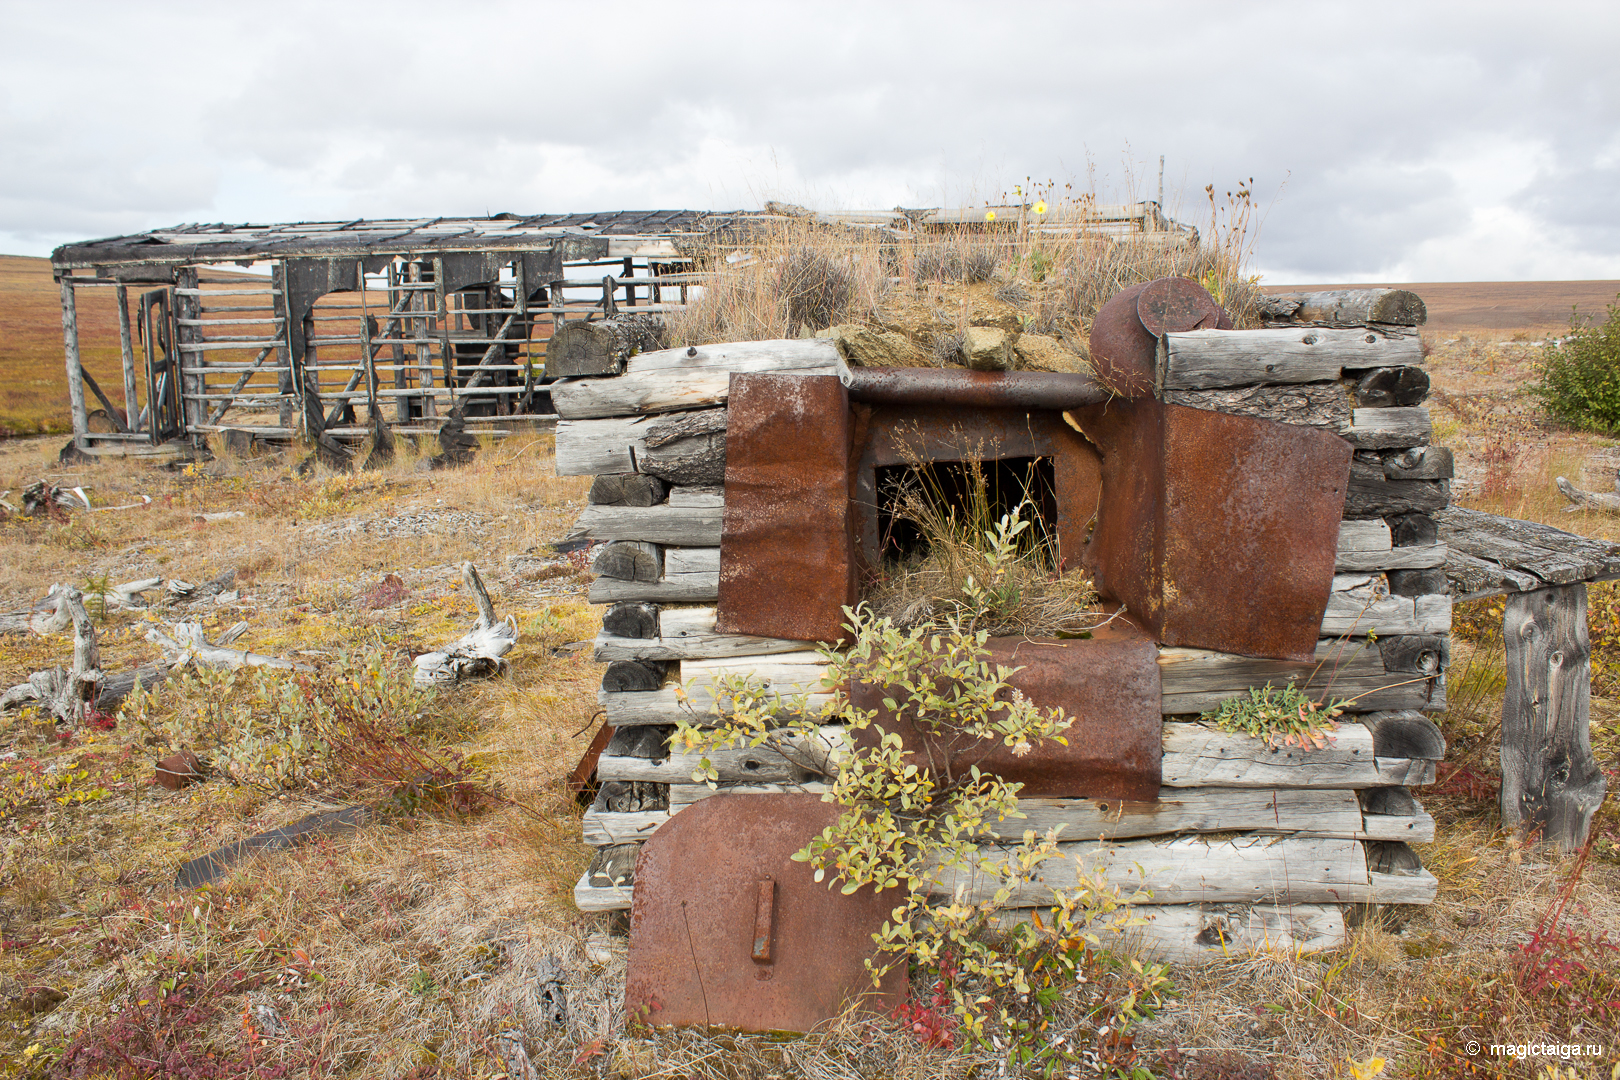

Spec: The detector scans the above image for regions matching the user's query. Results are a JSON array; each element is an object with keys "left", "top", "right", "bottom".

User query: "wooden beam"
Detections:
[
  {"left": 549, "top": 339, "right": 846, "bottom": 419},
  {"left": 1159, "top": 327, "right": 1422, "bottom": 391},
  {"left": 59, "top": 276, "right": 88, "bottom": 442},
  {"left": 1500, "top": 584, "right": 1608, "bottom": 849}
]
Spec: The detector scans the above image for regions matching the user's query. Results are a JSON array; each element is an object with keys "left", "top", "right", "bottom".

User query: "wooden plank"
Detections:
[
  {"left": 589, "top": 574, "right": 718, "bottom": 604},
  {"left": 934, "top": 835, "right": 1374, "bottom": 907},
  {"left": 1162, "top": 722, "right": 1383, "bottom": 788},
  {"left": 987, "top": 789, "right": 1364, "bottom": 841},
  {"left": 564, "top": 504, "right": 722, "bottom": 546},
  {"left": 1343, "top": 407, "right": 1432, "bottom": 449},
  {"left": 599, "top": 687, "right": 837, "bottom": 727},
  {"left": 574, "top": 870, "right": 634, "bottom": 913},
  {"left": 594, "top": 606, "right": 810, "bottom": 662},
  {"left": 1361, "top": 801, "right": 1436, "bottom": 842},
  {"left": 668, "top": 486, "right": 724, "bottom": 508},
  {"left": 549, "top": 339, "right": 846, "bottom": 418},
  {"left": 1337, "top": 519, "right": 1392, "bottom": 553},
  {"left": 664, "top": 547, "right": 720, "bottom": 575},
  {"left": 1336, "top": 543, "right": 1447, "bottom": 573},
  {"left": 1438, "top": 507, "right": 1620, "bottom": 596},
  {"left": 1157, "top": 640, "right": 1444, "bottom": 715},
  {"left": 582, "top": 809, "right": 668, "bottom": 846},
  {"left": 554, "top": 414, "right": 654, "bottom": 475},
  {"left": 1321, "top": 575, "right": 1450, "bottom": 636},
  {"left": 1162, "top": 382, "right": 1350, "bottom": 433},
  {"left": 1160, "top": 327, "right": 1422, "bottom": 390},
  {"left": 1119, "top": 903, "right": 1348, "bottom": 964},
  {"left": 1369, "top": 868, "right": 1438, "bottom": 904},
  {"left": 1500, "top": 584, "right": 1607, "bottom": 849},
  {"left": 596, "top": 724, "right": 842, "bottom": 784},
  {"left": 666, "top": 781, "right": 828, "bottom": 807}
]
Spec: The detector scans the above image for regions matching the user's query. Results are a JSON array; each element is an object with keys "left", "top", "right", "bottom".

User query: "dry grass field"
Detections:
[{"left": 1, "top": 248, "right": 1618, "bottom": 1077}]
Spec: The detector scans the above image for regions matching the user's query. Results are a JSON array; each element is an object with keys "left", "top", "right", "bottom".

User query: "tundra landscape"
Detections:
[{"left": 1, "top": 243, "right": 1618, "bottom": 1080}]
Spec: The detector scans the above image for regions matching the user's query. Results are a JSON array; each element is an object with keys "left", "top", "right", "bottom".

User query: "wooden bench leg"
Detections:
[{"left": 1500, "top": 583, "right": 1608, "bottom": 849}]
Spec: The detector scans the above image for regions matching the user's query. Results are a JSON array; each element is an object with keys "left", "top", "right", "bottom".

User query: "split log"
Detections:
[
  {"left": 1344, "top": 455, "right": 1449, "bottom": 518},
  {"left": 148, "top": 623, "right": 301, "bottom": 671},
  {"left": 1162, "top": 382, "right": 1350, "bottom": 433},
  {"left": 599, "top": 686, "right": 838, "bottom": 727},
  {"left": 1383, "top": 445, "right": 1453, "bottom": 480},
  {"left": 582, "top": 810, "right": 669, "bottom": 847},
  {"left": 1259, "top": 289, "right": 1427, "bottom": 328},
  {"left": 588, "top": 573, "right": 718, "bottom": 604},
  {"left": 1321, "top": 574, "right": 1450, "bottom": 636},
  {"left": 596, "top": 724, "right": 843, "bottom": 785},
  {"left": 1500, "top": 584, "right": 1607, "bottom": 848},
  {"left": 666, "top": 781, "right": 828, "bottom": 807},
  {"left": 1354, "top": 367, "right": 1430, "bottom": 408},
  {"left": 1555, "top": 476, "right": 1620, "bottom": 512},
  {"left": 592, "top": 540, "right": 662, "bottom": 582},
  {"left": 574, "top": 870, "right": 634, "bottom": 913},
  {"left": 1161, "top": 722, "right": 1436, "bottom": 789},
  {"left": 602, "top": 601, "right": 660, "bottom": 639},
  {"left": 412, "top": 563, "right": 518, "bottom": 688},
  {"left": 553, "top": 408, "right": 727, "bottom": 477},
  {"left": 1338, "top": 519, "right": 1392, "bottom": 552},
  {"left": 667, "top": 485, "right": 725, "bottom": 508},
  {"left": 548, "top": 339, "right": 845, "bottom": 419},
  {"left": 586, "top": 843, "right": 641, "bottom": 888},
  {"left": 1360, "top": 788, "right": 1437, "bottom": 842},
  {"left": 639, "top": 432, "right": 725, "bottom": 486},
  {"left": 602, "top": 660, "right": 669, "bottom": 693},
  {"left": 594, "top": 605, "right": 811, "bottom": 662},
  {"left": 1342, "top": 407, "right": 1432, "bottom": 450},
  {"left": 990, "top": 788, "right": 1365, "bottom": 840},
  {"left": 588, "top": 473, "right": 667, "bottom": 507},
  {"left": 1437, "top": 507, "right": 1620, "bottom": 599},
  {"left": 545, "top": 315, "right": 665, "bottom": 378},
  {"left": 1114, "top": 903, "right": 1348, "bottom": 964},
  {"left": 1159, "top": 327, "right": 1422, "bottom": 390},
  {"left": 564, "top": 504, "right": 722, "bottom": 547},
  {"left": 663, "top": 547, "right": 720, "bottom": 575},
  {"left": 1156, "top": 637, "right": 1445, "bottom": 715}
]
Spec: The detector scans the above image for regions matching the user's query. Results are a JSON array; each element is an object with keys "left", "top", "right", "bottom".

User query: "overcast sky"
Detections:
[{"left": 3, "top": 1, "right": 1616, "bottom": 284}]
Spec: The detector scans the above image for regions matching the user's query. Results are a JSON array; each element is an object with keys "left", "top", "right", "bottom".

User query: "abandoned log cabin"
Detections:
[{"left": 47, "top": 202, "right": 1193, "bottom": 454}]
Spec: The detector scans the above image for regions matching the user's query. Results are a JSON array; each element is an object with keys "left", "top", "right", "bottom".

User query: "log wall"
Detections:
[{"left": 555, "top": 295, "right": 1449, "bottom": 962}]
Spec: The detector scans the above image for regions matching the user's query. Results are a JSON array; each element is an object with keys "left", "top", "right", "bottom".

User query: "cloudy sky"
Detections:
[{"left": 2, "top": 1, "right": 1616, "bottom": 284}]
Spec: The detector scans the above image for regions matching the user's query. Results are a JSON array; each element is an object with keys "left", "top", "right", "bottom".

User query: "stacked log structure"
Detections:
[{"left": 554, "top": 289, "right": 1448, "bottom": 963}]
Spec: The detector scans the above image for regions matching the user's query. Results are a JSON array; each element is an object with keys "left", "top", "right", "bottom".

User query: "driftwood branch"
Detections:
[
  {"left": 1555, "top": 475, "right": 1620, "bottom": 512},
  {"left": 146, "top": 622, "right": 303, "bottom": 671},
  {"left": 412, "top": 562, "right": 518, "bottom": 688},
  {"left": 3, "top": 588, "right": 103, "bottom": 723}
]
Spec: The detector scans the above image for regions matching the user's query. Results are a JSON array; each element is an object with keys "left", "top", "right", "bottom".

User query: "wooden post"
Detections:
[
  {"left": 59, "top": 275, "right": 88, "bottom": 444},
  {"left": 116, "top": 284, "right": 139, "bottom": 432},
  {"left": 174, "top": 266, "right": 203, "bottom": 440},
  {"left": 1500, "top": 583, "right": 1608, "bottom": 849}
]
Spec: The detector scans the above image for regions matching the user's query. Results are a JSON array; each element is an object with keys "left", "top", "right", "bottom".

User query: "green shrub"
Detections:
[{"left": 1532, "top": 296, "right": 1620, "bottom": 433}]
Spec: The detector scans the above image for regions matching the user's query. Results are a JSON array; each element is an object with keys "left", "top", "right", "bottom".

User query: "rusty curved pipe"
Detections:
[{"left": 843, "top": 367, "right": 1111, "bottom": 410}]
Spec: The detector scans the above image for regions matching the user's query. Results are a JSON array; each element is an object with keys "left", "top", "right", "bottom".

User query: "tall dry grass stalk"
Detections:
[{"left": 666, "top": 187, "right": 1260, "bottom": 352}]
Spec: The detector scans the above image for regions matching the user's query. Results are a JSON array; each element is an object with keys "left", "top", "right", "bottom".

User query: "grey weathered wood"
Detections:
[
  {"left": 666, "top": 781, "right": 828, "bottom": 807},
  {"left": 594, "top": 605, "right": 810, "bottom": 662},
  {"left": 1438, "top": 507, "right": 1620, "bottom": 599},
  {"left": 60, "top": 277, "right": 88, "bottom": 442},
  {"left": 1321, "top": 574, "right": 1450, "bottom": 636},
  {"left": 1345, "top": 455, "right": 1450, "bottom": 518},
  {"left": 1360, "top": 788, "right": 1436, "bottom": 842},
  {"left": 640, "top": 431, "right": 725, "bottom": 486},
  {"left": 1163, "top": 722, "right": 1396, "bottom": 789},
  {"left": 554, "top": 414, "right": 655, "bottom": 475},
  {"left": 1115, "top": 903, "right": 1348, "bottom": 964},
  {"left": 1342, "top": 407, "right": 1432, "bottom": 449},
  {"left": 1375, "top": 636, "right": 1450, "bottom": 679},
  {"left": 602, "top": 660, "right": 668, "bottom": 692},
  {"left": 1338, "top": 519, "right": 1392, "bottom": 553},
  {"left": 1500, "top": 584, "right": 1608, "bottom": 849},
  {"left": 565, "top": 504, "right": 722, "bottom": 546},
  {"left": 592, "top": 540, "right": 662, "bottom": 582},
  {"left": 573, "top": 869, "right": 634, "bottom": 912},
  {"left": 667, "top": 485, "right": 725, "bottom": 508},
  {"left": 1163, "top": 382, "right": 1350, "bottom": 432},
  {"left": 934, "top": 835, "right": 1376, "bottom": 907},
  {"left": 597, "top": 725, "right": 841, "bottom": 784},
  {"left": 549, "top": 339, "right": 846, "bottom": 418},
  {"left": 605, "top": 724, "right": 669, "bottom": 758},
  {"left": 1259, "top": 289, "right": 1427, "bottom": 328},
  {"left": 1383, "top": 445, "right": 1453, "bottom": 480},
  {"left": 644, "top": 410, "right": 727, "bottom": 447},
  {"left": 598, "top": 687, "right": 838, "bottom": 727},
  {"left": 989, "top": 788, "right": 1364, "bottom": 840},
  {"left": 1361, "top": 709, "right": 1446, "bottom": 758},
  {"left": 664, "top": 547, "right": 720, "bottom": 575},
  {"left": 1158, "top": 639, "right": 1444, "bottom": 715},
  {"left": 582, "top": 810, "right": 667, "bottom": 847},
  {"left": 1369, "top": 868, "right": 1439, "bottom": 904},
  {"left": 1160, "top": 327, "right": 1422, "bottom": 390},
  {"left": 1354, "top": 366, "right": 1430, "bottom": 408},
  {"left": 588, "top": 573, "right": 719, "bottom": 604},
  {"left": 1556, "top": 476, "right": 1620, "bottom": 512},
  {"left": 586, "top": 843, "right": 640, "bottom": 887},
  {"left": 602, "top": 601, "right": 659, "bottom": 639},
  {"left": 1336, "top": 545, "right": 1447, "bottom": 573},
  {"left": 589, "top": 473, "right": 668, "bottom": 507},
  {"left": 545, "top": 315, "right": 664, "bottom": 378}
]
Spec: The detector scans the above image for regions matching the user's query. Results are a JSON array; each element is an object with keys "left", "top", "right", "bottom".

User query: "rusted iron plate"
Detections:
[
  {"left": 845, "top": 368, "right": 1109, "bottom": 410},
  {"left": 1088, "top": 281, "right": 1157, "bottom": 397},
  {"left": 567, "top": 720, "right": 615, "bottom": 802},
  {"left": 850, "top": 405, "right": 1101, "bottom": 571},
  {"left": 848, "top": 613, "right": 1161, "bottom": 800},
  {"left": 626, "top": 793, "right": 904, "bottom": 1032},
  {"left": 1137, "top": 276, "right": 1225, "bottom": 336},
  {"left": 1069, "top": 400, "right": 1350, "bottom": 661},
  {"left": 716, "top": 373, "right": 854, "bottom": 642}
]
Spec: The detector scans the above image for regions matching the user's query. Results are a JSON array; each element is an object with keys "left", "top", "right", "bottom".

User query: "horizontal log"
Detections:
[
  {"left": 1158, "top": 639, "right": 1445, "bottom": 715},
  {"left": 549, "top": 339, "right": 846, "bottom": 418},
  {"left": 1345, "top": 455, "right": 1450, "bottom": 518},
  {"left": 589, "top": 574, "right": 718, "bottom": 603},
  {"left": 666, "top": 780, "right": 828, "bottom": 807},
  {"left": 588, "top": 472, "right": 667, "bottom": 507},
  {"left": 1359, "top": 789, "right": 1435, "bottom": 842},
  {"left": 1259, "top": 289, "right": 1427, "bottom": 328},
  {"left": 1160, "top": 327, "right": 1422, "bottom": 391},
  {"left": 1162, "top": 721, "right": 1424, "bottom": 789},
  {"left": 1162, "top": 382, "right": 1350, "bottom": 433},
  {"left": 1342, "top": 407, "right": 1432, "bottom": 450},
  {"left": 1438, "top": 507, "right": 1620, "bottom": 598},
  {"left": 598, "top": 687, "right": 838, "bottom": 727},
  {"left": 993, "top": 788, "right": 1364, "bottom": 840},
  {"left": 554, "top": 414, "right": 654, "bottom": 476},
  {"left": 1337, "top": 518, "right": 1392, "bottom": 552},
  {"left": 1117, "top": 903, "right": 1348, "bottom": 964},
  {"left": 593, "top": 540, "right": 661, "bottom": 582},
  {"left": 1322, "top": 575, "right": 1450, "bottom": 636},
  {"left": 574, "top": 870, "right": 634, "bottom": 913},
  {"left": 565, "top": 504, "right": 722, "bottom": 546},
  {"left": 594, "top": 605, "right": 812, "bottom": 662},
  {"left": 545, "top": 316, "right": 664, "bottom": 378},
  {"left": 1369, "top": 868, "right": 1438, "bottom": 904},
  {"left": 596, "top": 725, "right": 841, "bottom": 784},
  {"left": 663, "top": 547, "right": 720, "bottom": 575},
  {"left": 934, "top": 835, "right": 1377, "bottom": 907},
  {"left": 1336, "top": 544, "right": 1447, "bottom": 573},
  {"left": 667, "top": 485, "right": 724, "bottom": 508},
  {"left": 582, "top": 808, "right": 668, "bottom": 846}
]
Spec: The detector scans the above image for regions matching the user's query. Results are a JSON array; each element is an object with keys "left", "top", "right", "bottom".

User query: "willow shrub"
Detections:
[{"left": 1533, "top": 296, "right": 1620, "bottom": 434}]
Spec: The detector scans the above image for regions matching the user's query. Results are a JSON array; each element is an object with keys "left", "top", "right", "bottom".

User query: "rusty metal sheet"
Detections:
[
  {"left": 845, "top": 368, "right": 1109, "bottom": 410},
  {"left": 849, "top": 613, "right": 1161, "bottom": 800},
  {"left": 850, "top": 405, "right": 1101, "bottom": 572},
  {"left": 1137, "top": 276, "right": 1224, "bottom": 336},
  {"left": 1088, "top": 281, "right": 1157, "bottom": 397},
  {"left": 626, "top": 793, "right": 905, "bottom": 1032},
  {"left": 716, "top": 373, "right": 854, "bottom": 642},
  {"left": 1070, "top": 399, "right": 1350, "bottom": 662}
]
